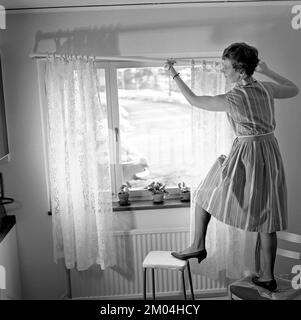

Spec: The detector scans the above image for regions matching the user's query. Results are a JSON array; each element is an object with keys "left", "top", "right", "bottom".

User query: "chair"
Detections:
[
  {"left": 142, "top": 251, "right": 194, "bottom": 300},
  {"left": 229, "top": 231, "right": 301, "bottom": 300}
]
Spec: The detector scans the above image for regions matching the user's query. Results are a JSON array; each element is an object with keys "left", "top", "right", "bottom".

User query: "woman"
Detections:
[{"left": 165, "top": 42, "right": 299, "bottom": 292}]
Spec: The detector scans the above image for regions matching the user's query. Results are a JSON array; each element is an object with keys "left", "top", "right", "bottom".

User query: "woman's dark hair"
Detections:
[{"left": 222, "top": 42, "right": 260, "bottom": 77}]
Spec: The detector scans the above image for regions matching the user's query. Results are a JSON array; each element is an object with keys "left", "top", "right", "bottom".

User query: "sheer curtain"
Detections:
[
  {"left": 189, "top": 60, "right": 257, "bottom": 280},
  {"left": 44, "top": 56, "right": 115, "bottom": 271}
]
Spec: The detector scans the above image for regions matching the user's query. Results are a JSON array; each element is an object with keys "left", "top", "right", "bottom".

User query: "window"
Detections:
[
  {"left": 96, "top": 59, "right": 233, "bottom": 200},
  {"left": 117, "top": 65, "right": 193, "bottom": 189}
]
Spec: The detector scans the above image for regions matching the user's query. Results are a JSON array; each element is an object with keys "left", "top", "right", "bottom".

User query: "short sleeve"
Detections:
[{"left": 225, "top": 87, "right": 241, "bottom": 117}]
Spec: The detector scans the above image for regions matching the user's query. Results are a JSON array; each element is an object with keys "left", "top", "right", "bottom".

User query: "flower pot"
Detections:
[
  {"left": 152, "top": 193, "right": 164, "bottom": 204},
  {"left": 118, "top": 193, "right": 130, "bottom": 206},
  {"left": 180, "top": 191, "right": 190, "bottom": 202}
]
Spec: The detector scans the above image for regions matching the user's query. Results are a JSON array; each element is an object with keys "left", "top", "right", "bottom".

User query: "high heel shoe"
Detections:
[
  {"left": 171, "top": 249, "right": 207, "bottom": 263},
  {"left": 252, "top": 276, "right": 277, "bottom": 292}
]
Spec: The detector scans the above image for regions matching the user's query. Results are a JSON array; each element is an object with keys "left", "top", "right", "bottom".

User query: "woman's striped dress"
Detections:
[{"left": 194, "top": 77, "right": 287, "bottom": 233}]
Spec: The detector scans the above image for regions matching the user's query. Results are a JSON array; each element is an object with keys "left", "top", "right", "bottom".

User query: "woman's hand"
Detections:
[
  {"left": 255, "top": 60, "right": 269, "bottom": 74},
  {"left": 163, "top": 59, "right": 176, "bottom": 72}
]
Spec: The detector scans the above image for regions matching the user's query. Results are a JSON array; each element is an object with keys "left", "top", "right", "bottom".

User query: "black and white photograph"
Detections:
[{"left": 0, "top": 0, "right": 300, "bottom": 308}]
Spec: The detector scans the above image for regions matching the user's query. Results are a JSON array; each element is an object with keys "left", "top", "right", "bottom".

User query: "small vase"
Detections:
[
  {"left": 118, "top": 193, "right": 130, "bottom": 206},
  {"left": 152, "top": 193, "right": 164, "bottom": 204},
  {"left": 180, "top": 191, "right": 190, "bottom": 202}
]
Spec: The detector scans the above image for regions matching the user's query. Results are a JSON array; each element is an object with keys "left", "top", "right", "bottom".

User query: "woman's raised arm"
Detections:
[
  {"left": 164, "top": 61, "right": 228, "bottom": 112},
  {"left": 256, "top": 61, "right": 299, "bottom": 99}
]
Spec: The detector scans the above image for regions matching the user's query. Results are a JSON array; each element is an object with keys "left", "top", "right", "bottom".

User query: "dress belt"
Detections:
[{"left": 236, "top": 132, "right": 275, "bottom": 142}]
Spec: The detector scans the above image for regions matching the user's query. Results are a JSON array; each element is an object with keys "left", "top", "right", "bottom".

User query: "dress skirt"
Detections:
[{"left": 193, "top": 133, "right": 287, "bottom": 233}]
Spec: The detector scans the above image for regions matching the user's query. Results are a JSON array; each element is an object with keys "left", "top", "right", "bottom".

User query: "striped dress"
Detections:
[{"left": 194, "top": 77, "right": 287, "bottom": 233}]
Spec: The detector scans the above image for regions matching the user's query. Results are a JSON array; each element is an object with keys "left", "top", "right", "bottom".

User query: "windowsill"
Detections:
[
  {"left": 47, "top": 198, "right": 190, "bottom": 215},
  {"left": 112, "top": 198, "right": 190, "bottom": 212}
]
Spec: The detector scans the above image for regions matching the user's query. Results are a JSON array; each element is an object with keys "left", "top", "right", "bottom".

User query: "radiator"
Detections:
[{"left": 70, "top": 228, "right": 226, "bottom": 299}]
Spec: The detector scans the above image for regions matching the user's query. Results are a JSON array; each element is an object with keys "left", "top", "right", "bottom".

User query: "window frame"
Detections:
[{"left": 99, "top": 60, "right": 181, "bottom": 201}]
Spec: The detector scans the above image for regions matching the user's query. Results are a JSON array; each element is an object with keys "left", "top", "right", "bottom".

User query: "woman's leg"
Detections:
[
  {"left": 259, "top": 232, "right": 277, "bottom": 280},
  {"left": 178, "top": 202, "right": 211, "bottom": 254}
]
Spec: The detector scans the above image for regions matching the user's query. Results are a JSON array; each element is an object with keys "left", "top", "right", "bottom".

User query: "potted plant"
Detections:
[
  {"left": 145, "top": 181, "right": 169, "bottom": 204},
  {"left": 118, "top": 182, "right": 131, "bottom": 206},
  {"left": 178, "top": 182, "right": 190, "bottom": 202}
]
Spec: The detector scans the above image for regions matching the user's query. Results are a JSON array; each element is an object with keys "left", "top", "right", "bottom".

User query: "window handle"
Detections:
[{"left": 115, "top": 127, "right": 119, "bottom": 143}]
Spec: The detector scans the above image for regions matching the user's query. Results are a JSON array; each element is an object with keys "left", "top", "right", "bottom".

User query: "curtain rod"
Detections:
[{"left": 29, "top": 53, "right": 222, "bottom": 63}]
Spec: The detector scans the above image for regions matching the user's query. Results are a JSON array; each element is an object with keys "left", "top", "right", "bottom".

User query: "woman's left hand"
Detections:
[{"left": 255, "top": 60, "right": 269, "bottom": 74}]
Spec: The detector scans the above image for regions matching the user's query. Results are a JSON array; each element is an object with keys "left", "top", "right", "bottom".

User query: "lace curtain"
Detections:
[
  {"left": 189, "top": 61, "right": 257, "bottom": 280},
  {"left": 44, "top": 57, "right": 115, "bottom": 271}
]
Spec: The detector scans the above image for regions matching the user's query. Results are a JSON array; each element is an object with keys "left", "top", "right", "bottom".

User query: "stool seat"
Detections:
[
  {"left": 143, "top": 251, "right": 187, "bottom": 270},
  {"left": 142, "top": 250, "right": 194, "bottom": 300}
]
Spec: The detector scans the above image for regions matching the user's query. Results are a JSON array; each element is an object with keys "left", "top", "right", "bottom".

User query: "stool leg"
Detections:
[
  {"left": 181, "top": 270, "right": 187, "bottom": 300},
  {"left": 152, "top": 269, "right": 155, "bottom": 300},
  {"left": 143, "top": 268, "right": 147, "bottom": 300},
  {"left": 187, "top": 261, "right": 195, "bottom": 300}
]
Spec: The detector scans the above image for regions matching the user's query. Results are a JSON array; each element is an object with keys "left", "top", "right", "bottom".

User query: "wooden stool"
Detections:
[{"left": 142, "top": 250, "right": 194, "bottom": 300}]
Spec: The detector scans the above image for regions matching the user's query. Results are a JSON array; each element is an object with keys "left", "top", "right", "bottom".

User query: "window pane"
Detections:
[{"left": 117, "top": 66, "right": 196, "bottom": 189}]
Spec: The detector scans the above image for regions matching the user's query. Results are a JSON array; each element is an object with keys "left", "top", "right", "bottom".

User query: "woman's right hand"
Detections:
[
  {"left": 255, "top": 60, "right": 269, "bottom": 74},
  {"left": 164, "top": 59, "right": 176, "bottom": 71}
]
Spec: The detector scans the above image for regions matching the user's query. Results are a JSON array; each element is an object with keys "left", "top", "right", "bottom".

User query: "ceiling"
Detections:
[{"left": 1, "top": 0, "right": 290, "bottom": 11}]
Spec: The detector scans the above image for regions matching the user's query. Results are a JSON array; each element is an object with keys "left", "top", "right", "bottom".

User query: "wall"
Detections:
[{"left": 0, "top": 2, "right": 300, "bottom": 299}]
